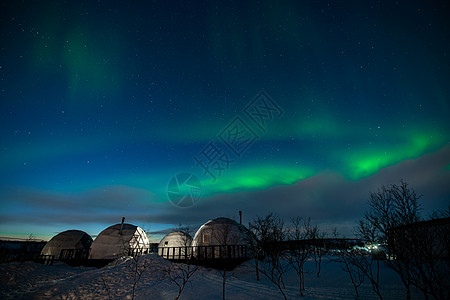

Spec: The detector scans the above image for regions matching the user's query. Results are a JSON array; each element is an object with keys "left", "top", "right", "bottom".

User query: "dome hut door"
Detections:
[{"left": 202, "top": 230, "right": 211, "bottom": 245}]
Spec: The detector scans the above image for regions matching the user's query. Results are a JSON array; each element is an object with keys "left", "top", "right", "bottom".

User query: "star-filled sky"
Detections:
[{"left": 1, "top": 1, "right": 449, "bottom": 241}]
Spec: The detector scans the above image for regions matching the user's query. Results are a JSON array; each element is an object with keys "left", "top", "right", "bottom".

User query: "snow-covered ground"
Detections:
[{"left": 0, "top": 254, "right": 424, "bottom": 299}]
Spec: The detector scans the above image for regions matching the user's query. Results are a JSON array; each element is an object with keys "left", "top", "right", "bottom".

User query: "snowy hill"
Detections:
[{"left": 0, "top": 254, "right": 423, "bottom": 299}]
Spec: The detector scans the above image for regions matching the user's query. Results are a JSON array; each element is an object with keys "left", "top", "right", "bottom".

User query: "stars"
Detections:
[{"left": 0, "top": 0, "right": 447, "bottom": 234}]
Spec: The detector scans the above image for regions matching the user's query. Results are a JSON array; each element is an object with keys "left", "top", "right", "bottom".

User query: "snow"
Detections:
[{"left": 0, "top": 254, "right": 424, "bottom": 299}]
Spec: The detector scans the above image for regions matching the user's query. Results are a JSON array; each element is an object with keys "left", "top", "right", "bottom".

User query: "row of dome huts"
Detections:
[{"left": 40, "top": 217, "right": 251, "bottom": 265}]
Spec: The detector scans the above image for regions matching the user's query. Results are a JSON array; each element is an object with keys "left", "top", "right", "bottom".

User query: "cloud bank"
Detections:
[{"left": 1, "top": 146, "right": 449, "bottom": 239}]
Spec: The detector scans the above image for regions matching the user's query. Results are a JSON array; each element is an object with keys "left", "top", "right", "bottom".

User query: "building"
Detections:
[
  {"left": 40, "top": 230, "right": 93, "bottom": 259},
  {"left": 158, "top": 231, "right": 192, "bottom": 259},
  {"left": 89, "top": 223, "right": 149, "bottom": 259},
  {"left": 192, "top": 217, "right": 250, "bottom": 259},
  {"left": 388, "top": 217, "right": 450, "bottom": 260}
]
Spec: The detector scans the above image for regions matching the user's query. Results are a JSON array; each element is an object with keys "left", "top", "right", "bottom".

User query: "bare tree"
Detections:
[
  {"left": 129, "top": 253, "right": 148, "bottom": 300},
  {"left": 122, "top": 226, "right": 153, "bottom": 300},
  {"left": 246, "top": 222, "right": 261, "bottom": 281},
  {"left": 131, "top": 227, "right": 154, "bottom": 300},
  {"left": 162, "top": 225, "right": 200, "bottom": 300},
  {"left": 284, "top": 217, "right": 327, "bottom": 296},
  {"left": 358, "top": 180, "right": 422, "bottom": 300},
  {"left": 355, "top": 248, "right": 383, "bottom": 299},
  {"left": 331, "top": 229, "right": 366, "bottom": 298},
  {"left": 285, "top": 216, "right": 312, "bottom": 296},
  {"left": 250, "top": 213, "right": 289, "bottom": 300},
  {"left": 336, "top": 249, "right": 366, "bottom": 297},
  {"left": 212, "top": 219, "right": 242, "bottom": 300},
  {"left": 309, "top": 222, "right": 326, "bottom": 278},
  {"left": 99, "top": 225, "right": 152, "bottom": 300}
]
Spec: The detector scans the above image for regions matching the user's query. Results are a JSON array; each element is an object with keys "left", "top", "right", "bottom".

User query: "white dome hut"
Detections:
[
  {"left": 192, "top": 217, "right": 250, "bottom": 259},
  {"left": 158, "top": 231, "right": 192, "bottom": 259},
  {"left": 41, "top": 230, "right": 93, "bottom": 259},
  {"left": 89, "top": 223, "right": 149, "bottom": 259}
]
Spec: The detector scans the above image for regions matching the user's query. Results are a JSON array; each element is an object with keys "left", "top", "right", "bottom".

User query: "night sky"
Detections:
[{"left": 1, "top": 1, "right": 449, "bottom": 241}]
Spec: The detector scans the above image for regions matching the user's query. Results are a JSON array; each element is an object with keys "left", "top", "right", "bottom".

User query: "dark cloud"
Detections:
[
  {"left": 152, "top": 146, "right": 450, "bottom": 236},
  {"left": 1, "top": 146, "right": 449, "bottom": 238},
  {"left": 1, "top": 185, "right": 160, "bottom": 210}
]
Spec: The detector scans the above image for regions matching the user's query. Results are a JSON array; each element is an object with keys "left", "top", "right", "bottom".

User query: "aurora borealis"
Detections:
[{"left": 1, "top": 1, "right": 449, "bottom": 241}]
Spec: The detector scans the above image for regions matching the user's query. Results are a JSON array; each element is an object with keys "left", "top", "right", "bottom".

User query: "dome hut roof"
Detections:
[
  {"left": 158, "top": 231, "right": 192, "bottom": 248},
  {"left": 89, "top": 223, "right": 149, "bottom": 259},
  {"left": 41, "top": 230, "right": 92, "bottom": 258},
  {"left": 192, "top": 217, "right": 249, "bottom": 247}
]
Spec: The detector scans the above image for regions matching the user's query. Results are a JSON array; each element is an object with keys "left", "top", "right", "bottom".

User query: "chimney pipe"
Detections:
[
  {"left": 239, "top": 210, "right": 242, "bottom": 225},
  {"left": 119, "top": 217, "right": 125, "bottom": 235}
]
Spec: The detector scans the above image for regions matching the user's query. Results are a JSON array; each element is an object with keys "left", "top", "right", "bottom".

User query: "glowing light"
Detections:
[
  {"left": 199, "top": 165, "right": 315, "bottom": 196},
  {"left": 343, "top": 129, "right": 447, "bottom": 179}
]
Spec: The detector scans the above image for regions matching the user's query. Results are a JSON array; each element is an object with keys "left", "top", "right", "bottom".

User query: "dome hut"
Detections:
[
  {"left": 41, "top": 230, "right": 93, "bottom": 259},
  {"left": 158, "top": 231, "right": 192, "bottom": 259},
  {"left": 89, "top": 222, "right": 149, "bottom": 259},
  {"left": 192, "top": 217, "right": 250, "bottom": 259}
]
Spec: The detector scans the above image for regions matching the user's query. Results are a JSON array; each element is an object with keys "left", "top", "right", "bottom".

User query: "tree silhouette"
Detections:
[{"left": 359, "top": 180, "right": 422, "bottom": 244}]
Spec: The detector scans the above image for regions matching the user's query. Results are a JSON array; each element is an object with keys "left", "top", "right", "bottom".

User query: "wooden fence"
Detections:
[
  {"left": 0, "top": 252, "right": 54, "bottom": 265},
  {"left": 158, "top": 245, "right": 249, "bottom": 261}
]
